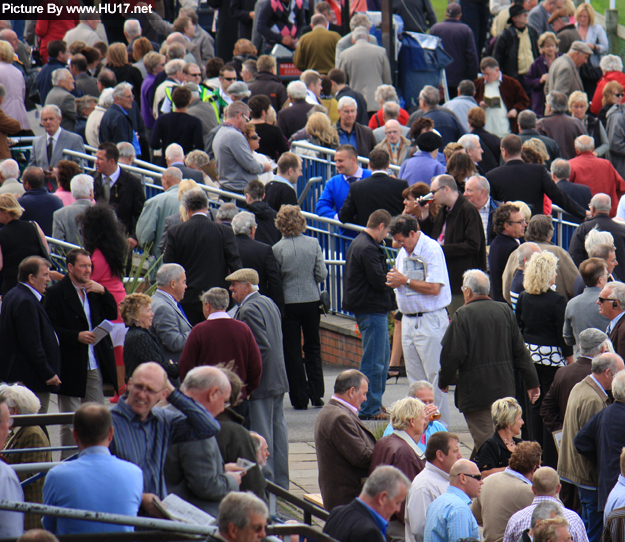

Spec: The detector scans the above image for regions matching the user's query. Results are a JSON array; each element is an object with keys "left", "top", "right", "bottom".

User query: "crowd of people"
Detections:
[{"left": 0, "top": 1, "right": 624, "bottom": 542}]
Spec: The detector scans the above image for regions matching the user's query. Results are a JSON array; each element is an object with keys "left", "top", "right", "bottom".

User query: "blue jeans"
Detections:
[
  {"left": 460, "top": 1, "right": 489, "bottom": 56},
  {"left": 355, "top": 313, "right": 390, "bottom": 418},
  {"left": 578, "top": 487, "right": 603, "bottom": 542}
]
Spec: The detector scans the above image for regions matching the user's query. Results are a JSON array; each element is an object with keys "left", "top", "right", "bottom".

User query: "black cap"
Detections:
[{"left": 416, "top": 131, "right": 443, "bottom": 152}]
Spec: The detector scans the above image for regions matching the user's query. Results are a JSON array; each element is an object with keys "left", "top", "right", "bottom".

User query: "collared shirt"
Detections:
[
  {"left": 109, "top": 390, "right": 220, "bottom": 498},
  {"left": 505, "top": 467, "right": 533, "bottom": 485},
  {"left": 607, "top": 311, "right": 625, "bottom": 334},
  {"left": 305, "top": 89, "right": 321, "bottom": 105},
  {"left": 357, "top": 497, "right": 389, "bottom": 536},
  {"left": 394, "top": 232, "right": 452, "bottom": 314},
  {"left": 343, "top": 166, "right": 364, "bottom": 184},
  {"left": 337, "top": 124, "right": 358, "bottom": 148},
  {"left": 424, "top": 486, "right": 479, "bottom": 542},
  {"left": 219, "top": 87, "right": 233, "bottom": 106},
  {"left": 383, "top": 420, "right": 447, "bottom": 451},
  {"left": 589, "top": 374, "right": 608, "bottom": 398},
  {"left": 406, "top": 462, "right": 450, "bottom": 542},
  {"left": 331, "top": 395, "right": 359, "bottom": 415},
  {"left": 106, "top": 165, "right": 122, "bottom": 188},
  {"left": 207, "top": 311, "right": 231, "bottom": 320},
  {"left": 271, "top": 175, "right": 296, "bottom": 189},
  {"left": 479, "top": 198, "right": 491, "bottom": 239},
  {"left": 21, "top": 282, "right": 42, "bottom": 302},
  {"left": 0, "top": 460, "right": 24, "bottom": 538},
  {"left": 605, "top": 474, "right": 625, "bottom": 523},
  {"left": 504, "top": 496, "right": 588, "bottom": 542},
  {"left": 71, "top": 281, "right": 98, "bottom": 370},
  {"left": 157, "top": 289, "right": 176, "bottom": 305},
  {"left": 47, "top": 126, "right": 62, "bottom": 151}
]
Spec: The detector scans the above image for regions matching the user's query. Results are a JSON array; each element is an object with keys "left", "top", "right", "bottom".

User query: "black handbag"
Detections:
[{"left": 318, "top": 286, "right": 331, "bottom": 315}]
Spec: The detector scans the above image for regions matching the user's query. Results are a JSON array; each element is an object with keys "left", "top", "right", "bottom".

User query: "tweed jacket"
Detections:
[
  {"left": 545, "top": 54, "right": 583, "bottom": 97},
  {"left": 314, "top": 398, "right": 376, "bottom": 511},
  {"left": 44, "top": 86, "right": 77, "bottom": 132}
]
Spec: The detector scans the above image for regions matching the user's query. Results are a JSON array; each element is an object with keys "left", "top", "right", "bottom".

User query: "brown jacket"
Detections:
[
  {"left": 314, "top": 398, "right": 376, "bottom": 511},
  {"left": 474, "top": 74, "right": 530, "bottom": 133},
  {"left": 0, "top": 109, "right": 21, "bottom": 160},
  {"left": 609, "top": 314, "right": 625, "bottom": 362}
]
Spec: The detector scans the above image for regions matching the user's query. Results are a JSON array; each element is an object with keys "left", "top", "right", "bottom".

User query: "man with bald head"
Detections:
[
  {"left": 423, "top": 459, "right": 482, "bottom": 542},
  {"left": 568, "top": 193, "right": 625, "bottom": 283},
  {"left": 372, "top": 120, "right": 413, "bottom": 165},
  {"left": 110, "top": 362, "right": 220, "bottom": 516},
  {"left": 0, "top": 29, "right": 31, "bottom": 70},
  {"left": 568, "top": 135, "right": 625, "bottom": 218},
  {"left": 504, "top": 467, "right": 587, "bottom": 542}
]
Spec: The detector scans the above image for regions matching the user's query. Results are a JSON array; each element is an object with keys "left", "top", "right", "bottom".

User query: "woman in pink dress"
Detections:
[{"left": 79, "top": 204, "right": 129, "bottom": 399}]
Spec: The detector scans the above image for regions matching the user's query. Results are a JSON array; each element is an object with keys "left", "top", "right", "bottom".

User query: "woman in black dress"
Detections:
[
  {"left": 474, "top": 397, "right": 524, "bottom": 477},
  {"left": 0, "top": 194, "right": 49, "bottom": 296}
]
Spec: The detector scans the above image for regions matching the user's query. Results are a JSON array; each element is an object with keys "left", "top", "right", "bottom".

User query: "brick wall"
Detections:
[{"left": 320, "top": 327, "right": 362, "bottom": 367}]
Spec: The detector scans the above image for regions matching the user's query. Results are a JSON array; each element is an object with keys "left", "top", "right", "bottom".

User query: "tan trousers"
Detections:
[{"left": 464, "top": 408, "right": 495, "bottom": 459}]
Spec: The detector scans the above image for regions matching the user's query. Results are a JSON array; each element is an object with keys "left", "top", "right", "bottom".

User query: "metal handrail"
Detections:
[
  {"left": 266, "top": 480, "right": 329, "bottom": 523},
  {"left": 84, "top": 145, "right": 167, "bottom": 174}
]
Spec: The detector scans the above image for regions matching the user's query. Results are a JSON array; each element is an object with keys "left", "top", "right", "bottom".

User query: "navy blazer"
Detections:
[
  {"left": 324, "top": 499, "right": 385, "bottom": 542},
  {"left": 0, "top": 283, "right": 61, "bottom": 393},
  {"left": 555, "top": 179, "right": 592, "bottom": 224},
  {"left": 99, "top": 104, "right": 136, "bottom": 146},
  {"left": 18, "top": 189, "right": 64, "bottom": 236}
]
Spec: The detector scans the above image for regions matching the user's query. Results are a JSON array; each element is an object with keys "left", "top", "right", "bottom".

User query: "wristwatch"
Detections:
[{"left": 405, "top": 278, "right": 411, "bottom": 289}]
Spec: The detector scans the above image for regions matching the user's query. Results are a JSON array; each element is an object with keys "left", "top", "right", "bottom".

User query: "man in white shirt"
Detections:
[
  {"left": 406, "top": 432, "right": 463, "bottom": 542},
  {"left": 386, "top": 214, "right": 452, "bottom": 426}
]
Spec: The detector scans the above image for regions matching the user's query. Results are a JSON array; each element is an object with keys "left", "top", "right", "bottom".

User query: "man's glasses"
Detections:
[
  {"left": 462, "top": 473, "right": 482, "bottom": 481},
  {"left": 188, "top": 73, "right": 201, "bottom": 77},
  {"left": 223, "top": 77, "right": 237, "bottom": 82},
  {"left": 598, "top": 297, "right": 616, "bottom": 304}
]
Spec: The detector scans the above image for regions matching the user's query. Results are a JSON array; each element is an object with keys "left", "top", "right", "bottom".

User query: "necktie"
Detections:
[
  {"left": 607, "top": 323, "right": 612, "bottom": 334},
  {"left": 346, "top": 176, "right": 357, "bottom": 184},
  {"left": 46, "top": 137, "right": 54, "bottom": 165},
  {"left": 103, "top": 176, "right": 111, "bottom": 203},
  {"left": 176, "top": 302, "right": 187, "bottom": 319}
]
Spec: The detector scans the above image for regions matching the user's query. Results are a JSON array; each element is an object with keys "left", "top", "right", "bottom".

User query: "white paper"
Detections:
[
  {"left": 92, "top": 320, "right": 115, "bottom": 345},
  {"left": 160, "top": 494, "right": 216, "bottom": 526}
]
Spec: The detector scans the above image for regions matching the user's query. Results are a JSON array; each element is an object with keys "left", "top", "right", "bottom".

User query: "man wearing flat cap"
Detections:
[
  {"left": 398, "top": 131, "right": 446, "bottom": 187},
  {"left": 226, "top": 268, "right": 290, "bottom": 490},
  {"left": 545, "top": 40, "right": 593, "bottom": 97}
]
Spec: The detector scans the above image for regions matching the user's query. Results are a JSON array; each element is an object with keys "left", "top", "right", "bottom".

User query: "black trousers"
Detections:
[
  {"left": 530, "top": 363, "right": 560, "bottom": 469},
  {"left": 282, "top": 301, "right": 324, "bottom": 408}
]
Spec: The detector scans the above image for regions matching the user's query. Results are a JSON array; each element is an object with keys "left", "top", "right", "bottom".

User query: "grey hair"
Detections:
[
  {"left": 590, "top": 194, "right": 612, "bottom": 213},
  {"left": 201, "top": 287, "right": 230, "bottom": 310},
  {"left": 468, "top": 175, "right": 490, "bottom": 194},
  {"left": 362, "top": 465, "right": 411, "bottom": 499},
  {"left": 182, "top": 187, "right": 209, "bottom": 211},
  {"left": 350, "top": 12, "right": 372, "bottom": 30},
  {"left": 592, "top": 352, "right": 624, "bottom": 377},
  {"left": 337, "top": 95, "right": 357, "bottom": 111},
  {"left": 607, "top": 282, "right": 625, "bottom": 308},
  {"left": 585, "top": 228, "right": 614, "bottom": 254},
  {"left": 334, "top": 369, "right": 368, "bottom": 395},
  {"left": 224, "top": 101, "right": 250, "bottom": 119},
  {"left": 574, "top": 136, "right": 595, "bottom": 153},
  {"left": 232, "top": 211, "right": 257, "bottom": 236},
  {"left": 458, "top": 134, "right": 480, "bottom": 151},
  {"left": 589, "top": 244, "right": 615, "bottom": 259},
  {"left": 375, "top": 84, "right": 398, "bottom": 104},
  {"left": 216, "top": 203, "right": 240, "bottom": 222},
  {"left": 217, "top": 492, "right": 268, "bottom": 534},
  {"left": 382, "top": 101, "right": 400, "bottom": 119},
  {"left": 186, "top": 150, "right": 210, "bottom": 169},
  {"left": 42, "top": 104, "right": 62, "bottom": 119},
  {"left": 579, "top": 329, "right": 609, "bottom": 358},
  {"left": 352, "top": 26, "right": 370, "bottom": 41},
  {"left": 408, "top": 380, "right": 434, "bottom": 397},
  {"left": 419, "top": 85, "right": 440, "bottom": 107},
  {"left": 463, "top": 269, "right": 490, "bottom": 295},
  {"left": 182, "top": 365, "right": 230, "bottom": 393},
  {"left": 162, "top": 167, "right": 183, "bottom": 182},
  {"left": 165, "top": 59, "right": 185, "bottom": 76},
  {"left": 0, "top": 159, "right": 20, "bottom": 180},
  {"left": 530, "top": 501, "right": 564, "bottom": 529},
  {"left": 517, "top": 242, "right": 541, "bottom": 267},
  {"left": 113, "top": 82, "right": 133, "bottom": 100},
  {"left": 70, "top": 174, "right": 94, "bottom": 199},
  {"left": 51, "top": 68, "right": 71, "bottom": 86},
  {"left": 550, "top": 158, "right": 570, "bottom": 180},
  {"left": 0, "top": 383, "right": 41, "bottom": 414},
  {"left": 98, "top": 88, "right": 115, "bottom": 108},
  {"left": 518, "top": 109, "right": 537, "bottom": 130},
  {"left": 0, "top": 84, "right": 6, "bottom": 98},
  {"left": 124, "top": 19, "right": 141, "bottom": 38},
  {"left": 117, "top": 142, "right": 135, "bottom": 159},
  {"left": 287, "top": 80, "right": 307, "bottom": 100},
  {"left": 546, "top": 91, "right": 568, "bottom": 113},
  {"left": 600, "top": 54, "right": 623, "bottom": 74},
  {"left": 165, "top": 143, "right": 185, "bottom": 161},
  {"left": 612, "top": 370, "right": 625, "bottom": 401},
  {"left": 155, "top": 263, "right": 185, "bottom": 287}
]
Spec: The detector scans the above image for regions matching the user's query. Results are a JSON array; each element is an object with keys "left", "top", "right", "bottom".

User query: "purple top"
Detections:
[
  {"left": 526, "top": 53, "right": 561, "bottom": 118},
  {"left": 398, "top": 152, "right": 446, "bottom": 186},
  {"left": 140, "top": 73, "right": 157, "bottom": 130}
]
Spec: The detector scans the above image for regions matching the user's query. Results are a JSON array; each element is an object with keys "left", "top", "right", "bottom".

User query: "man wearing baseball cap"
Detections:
[{"left": 226, "top": 268, "right": 290, "bottom": 490}]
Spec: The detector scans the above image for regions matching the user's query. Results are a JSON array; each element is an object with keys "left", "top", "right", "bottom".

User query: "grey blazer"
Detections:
[
  {"left": 272, "top": 234, "right": 327, "bottom": 305},
  {"left": 28, "top": 129, "right": 85, "bottom": 170},
  {"left": 45, "top": 86, "right": 77, "bottom": 132},
  {"left": 51, "top": 198, "right": 93, "bottom": 251},
  {"left": 150, "top": 288, "right": 193, "bottom": 364}
]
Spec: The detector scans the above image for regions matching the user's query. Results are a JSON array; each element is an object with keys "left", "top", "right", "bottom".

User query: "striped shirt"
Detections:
[
  {"left": 503, "top": 496, "right": 588, "bottom": 542},
  {"left": 110, "top": 390, "right": 220, "bottom": 498},
  {"left": 424, "top": 486, "right": 479, "bottom": 542}
]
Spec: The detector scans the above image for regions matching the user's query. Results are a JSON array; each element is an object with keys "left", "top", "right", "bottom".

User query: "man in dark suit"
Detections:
[
  {"left": 42, "top": 248, "right": 118, "bottom": 454},
  {"left": 277, "top": 81, "right": 314, "bottom": 140},
  {"left": 464, "top": 175, "right": 501, "bottom": 245},
  {"left": 323, "top": 465, "right": 411, "bottom": 542},
  {"left": 314, "top": 370, "right": 377, "bottom": 511},
  {"left": 486, "top": 134, "right": 587, "bottom": 220},
  {"left": 0, "top": 257, "right": 61, "bottom": 413},
  {"left": 551, "top": 158, "right": 591, "bottom": 224},
  {"left": 165, "top": 143, "right": 204, "bottom": 185},
  {"left": 18, "top": 166, "right": 63, "bottom": 236},
  {"left": 339, "top": 149, "right": 408, "bottom": 227},
  {"left": 93, "top": 142, "right": 146, "bottom": 249},
  {"left": 231, "top": 211, "right": 283, "bottom": 310},
  {"left": 518, "top": 110, "right": 561, "bottom": 167},
  {"left": 164, "top": 188, "right": 242, "bottom": 326},
  {"left": 69, "top": 54, "right": 99, "bottom": 97},
  {"left": 600, "top": 282, "right": 625, "bottom": 361},
  {"left": 569, "top": 193, "right": 625, "bottom": 282}
]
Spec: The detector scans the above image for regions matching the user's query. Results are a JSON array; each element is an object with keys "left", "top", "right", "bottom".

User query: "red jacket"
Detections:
[
  {"left": 368, "top": 107, "right": 410, "bottom": 129},
  {"left": 569, "top": 151, "right": 625, "bottom": 217},
  {"left": 35, "top": 19, "right": 77, "bottom": 64},
  {"left": 590, "top": 71, "right": 625, "bottom": 116}
]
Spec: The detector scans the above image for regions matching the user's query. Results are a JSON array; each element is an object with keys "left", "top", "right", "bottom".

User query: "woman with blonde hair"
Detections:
[
  {"left": 526, "top": 32, "right": 561, "bottom": 118},
  {"left": 474, "top": 397, "right": 524, "bottom": 477},
  {"left": 575, "top": 3, "right": 608, "bottom": 67},
  {"left": 106, "top": 42, "right": 143, "bottom": 105},
  {"left": 186, "top": 151, "right": 221, "bottom": 199},
  {"left": 0, "top": 194, "right": 49, "bottom": 295},
  {"left": 295, "top": 112, "right": 339, "bottom": 159},
  {"left": 568, "top": 90, "right": 609, "bottom": 156},
  {"left": 273, "top": 205, "right": 327, "bottom": 410},
  {"left": 517, "top": 250, "right": 572, "bottom": 467}
]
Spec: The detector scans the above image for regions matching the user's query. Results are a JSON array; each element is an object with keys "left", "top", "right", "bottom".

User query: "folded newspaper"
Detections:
[{"left": 154, "top": 494, "right": 217, "bottom": 526}]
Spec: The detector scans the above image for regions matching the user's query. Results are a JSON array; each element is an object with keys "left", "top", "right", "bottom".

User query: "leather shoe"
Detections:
[
  {"left": 311, "top": 398, "right": 325, "bottom": 407},
  {"left": 293, "top": 404, "right": 308, "bottom": 410}
]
